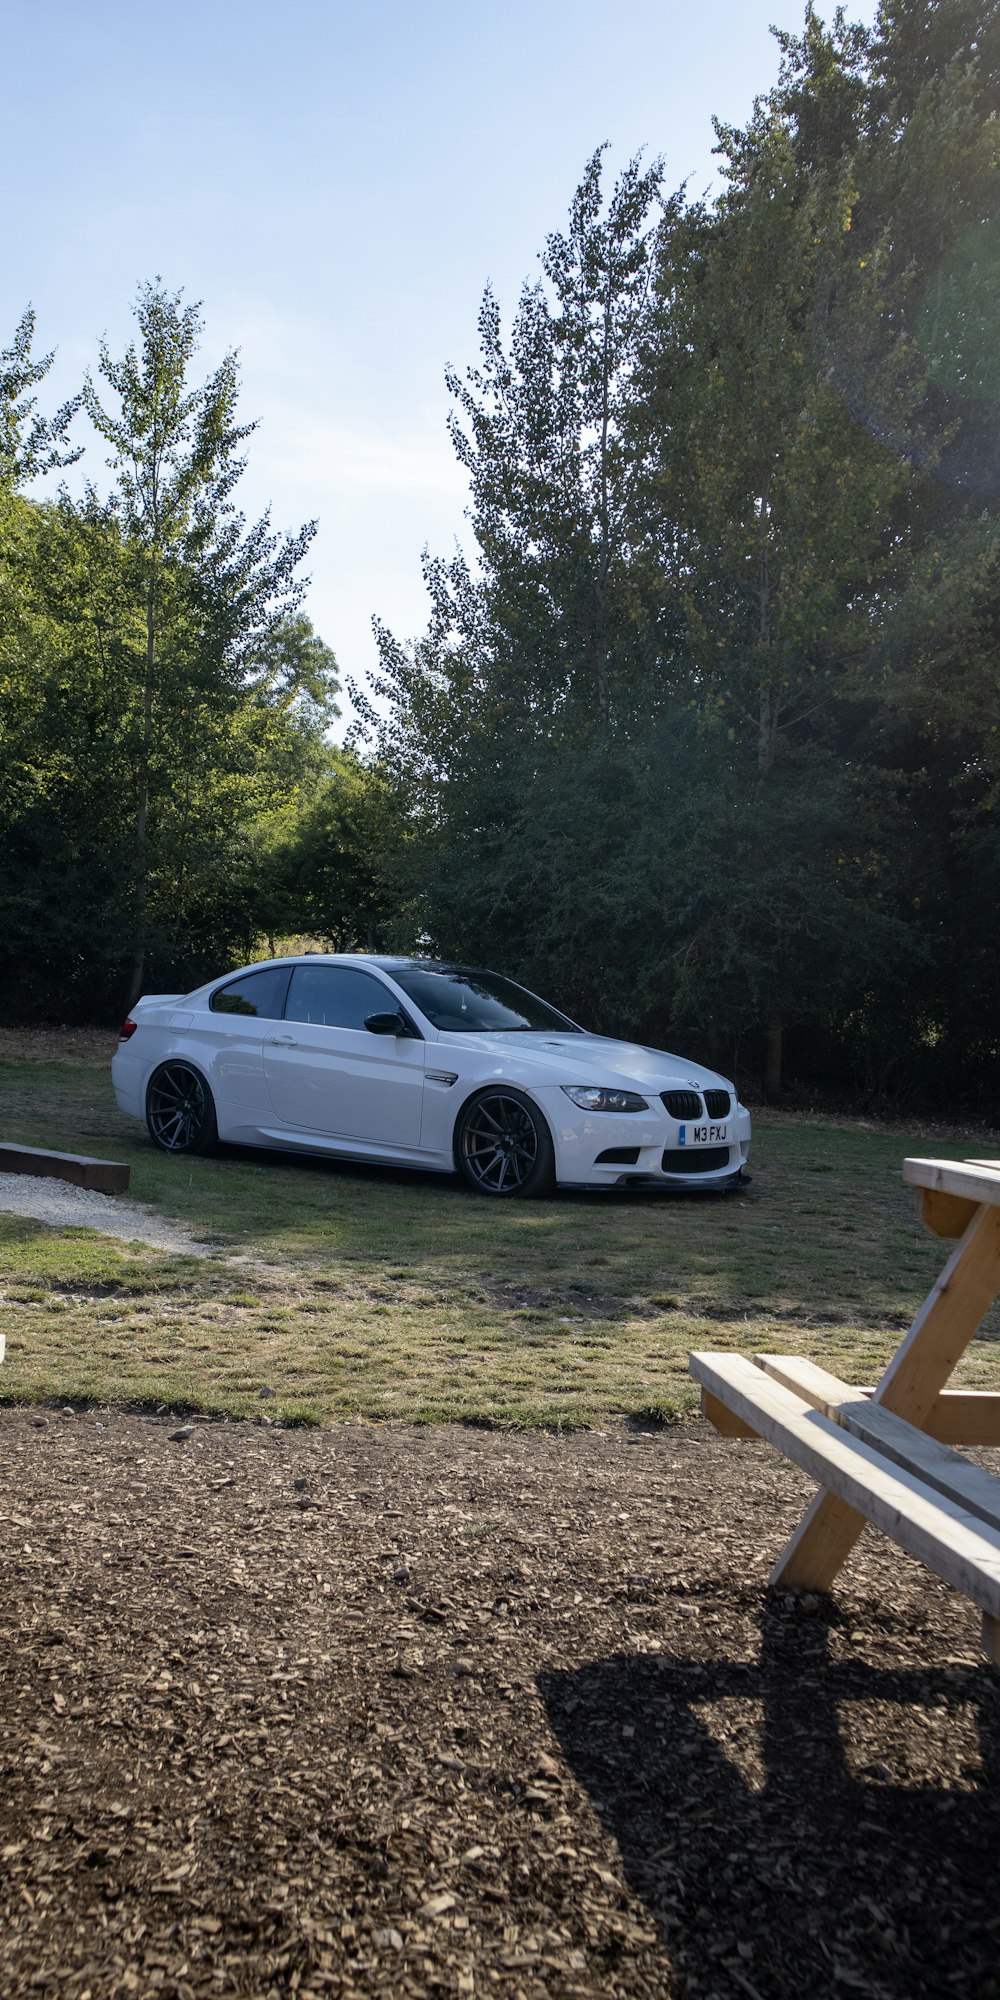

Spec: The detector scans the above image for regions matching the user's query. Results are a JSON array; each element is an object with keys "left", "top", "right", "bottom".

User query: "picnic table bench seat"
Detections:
[{"left": 690, "top": 1156, "right": 1000, "bottom": 1663}]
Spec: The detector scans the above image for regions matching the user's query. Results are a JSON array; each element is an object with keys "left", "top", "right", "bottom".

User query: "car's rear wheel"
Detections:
[
  {"left": 146, "top": 1062, "right": 218, "bottom": 1155},
  {"left": 455, "top": 1088, "right": 555, "bottom": 1198}
]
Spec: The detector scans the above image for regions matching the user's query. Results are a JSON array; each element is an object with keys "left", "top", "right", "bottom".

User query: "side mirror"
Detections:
[{"left": 364, "top": 1010, "right": 408, "bottom": 1036}]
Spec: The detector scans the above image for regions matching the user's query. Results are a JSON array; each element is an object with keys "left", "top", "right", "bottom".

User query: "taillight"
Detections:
[{"left": 119, "top": 1018, "right": 138, "bottom": 1040}]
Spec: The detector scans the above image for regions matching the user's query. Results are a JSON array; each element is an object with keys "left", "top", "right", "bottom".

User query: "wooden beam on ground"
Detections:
[
  {"left": 0, "top": 1143, "right": 130, "bottom": 1195},
  {"left": 769, "top": 1201, "right": 1000, "bottom": 1589},
  {"left": 689, "top": 1351, "right": 1000, "bottom": 1625}
]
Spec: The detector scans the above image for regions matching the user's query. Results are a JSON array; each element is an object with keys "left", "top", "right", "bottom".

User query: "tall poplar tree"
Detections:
[{"left": 81, "top": 282, "right": 316, "bottom": 1007}]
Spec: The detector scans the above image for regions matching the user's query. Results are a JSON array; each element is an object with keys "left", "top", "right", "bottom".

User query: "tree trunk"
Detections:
[
  {"left": 124, "top": 579, "right": 156, "bottom": 1012},
  {"left": 758, "top": 686, "right": 779, "bottom": 775},
  {"left": 764, "top": 1009, "right": 783, "bottom": 1097}
]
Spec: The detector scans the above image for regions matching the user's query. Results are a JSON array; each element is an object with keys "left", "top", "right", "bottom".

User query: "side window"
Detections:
[
  {"left": 284, "top": 966, "right": 397, "bottom": 1031},
  {"left": 211, "top": 966, "right": 290, "bottom": 1019}
]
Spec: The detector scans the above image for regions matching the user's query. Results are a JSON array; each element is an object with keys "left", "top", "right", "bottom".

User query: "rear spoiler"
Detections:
[{"left": 118, "top": 994, "right": 186, "bottom": 1038}]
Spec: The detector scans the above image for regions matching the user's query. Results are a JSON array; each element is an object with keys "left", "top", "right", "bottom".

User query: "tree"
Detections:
[
  {"left": 633, "top": 2, "right": 1000, "bottom": 1090},
  {"left": 354, "top": 153, "right": 682, "bottom": 1013},
  {"left": 0, "top": 306, "right": 80, "bottom": 495},
  {"left": 358, "top": 148, "right": 671, "bottom": 767},
  {"left": 81, "top": 281, "right": 317, "bottom": 1007},
  {"left": 359, "top": 7, "right": 1000, "bottom": 1103},
  {"left": 0, "top": 308, "right": 81, "bottom": 815},
  {"left": 256, "top": 752, "right": 417, "bottom": 954}
]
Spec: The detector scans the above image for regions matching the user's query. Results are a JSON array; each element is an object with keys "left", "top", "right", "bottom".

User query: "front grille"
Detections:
[
  {"left": 661, "top": 1146, "right": 731, "bottom": 1176},
  {"left": 704, "top": 1089, "right": 731, "bottom": 1119},
  {"left": 661, "top": 1090, "right": 702, "bottom": 1120},
  {"left": 596, "top": 1146, "right": 641, "bottom": 1166}
]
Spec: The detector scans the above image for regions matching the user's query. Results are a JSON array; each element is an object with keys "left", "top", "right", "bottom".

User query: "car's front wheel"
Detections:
[
  {"left": 455, "top": 1088, "right": 555, "bottom": 1198},
  {"left": 146, "top": 1062, "right": 218, "bottom": 1155}
]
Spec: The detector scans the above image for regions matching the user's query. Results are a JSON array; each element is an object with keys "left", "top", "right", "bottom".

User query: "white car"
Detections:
[{"left": 112, "top": 955, "right": 751, "bottom": 1197}]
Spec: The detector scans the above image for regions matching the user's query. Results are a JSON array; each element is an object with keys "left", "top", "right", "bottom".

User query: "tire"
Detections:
[
  {"left": 146, "top": 1061, "right": 218, "bottom": 1156},
  {"left": 455, "top": 1087, "right": 555, "bottom": 1198}
]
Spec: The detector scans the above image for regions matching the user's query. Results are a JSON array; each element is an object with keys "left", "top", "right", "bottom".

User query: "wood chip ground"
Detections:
[{"left": 2, "top": 1412, "right": 999, "bottom": 2000}]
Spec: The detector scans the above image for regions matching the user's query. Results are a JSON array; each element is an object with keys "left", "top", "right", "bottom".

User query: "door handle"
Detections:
[{"left": 265, "top": 1035, "right": 299, "bottom": 1046}]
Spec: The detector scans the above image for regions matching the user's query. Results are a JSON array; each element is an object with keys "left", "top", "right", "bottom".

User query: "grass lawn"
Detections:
[{"left": 2, "top": 1037, "right": 999, "bottom": 1427}]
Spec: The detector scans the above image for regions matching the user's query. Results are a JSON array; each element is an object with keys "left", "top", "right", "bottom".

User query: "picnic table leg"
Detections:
[{"left": 771, "top": 1202, "right": 1000, "bottom": 1591}]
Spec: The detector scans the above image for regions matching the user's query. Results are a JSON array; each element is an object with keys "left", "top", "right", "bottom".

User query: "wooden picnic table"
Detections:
[{"left": 690, "top": 1156, "right": 1000, "bottom": 1662}]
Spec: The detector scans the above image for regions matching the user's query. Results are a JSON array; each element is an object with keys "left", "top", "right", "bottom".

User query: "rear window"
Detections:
[{"left": 210, "top": 966, "right": 290, "bottom": 1019}]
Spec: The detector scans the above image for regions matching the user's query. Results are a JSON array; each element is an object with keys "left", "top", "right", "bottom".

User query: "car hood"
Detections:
[{"left": 432, "top": 1030, "right": 735, "bottom": 1094}]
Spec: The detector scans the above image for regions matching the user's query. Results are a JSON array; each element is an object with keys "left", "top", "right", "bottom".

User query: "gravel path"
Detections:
[{"left": 0, "top": 1171, "right": 214, "bottom": 1255}]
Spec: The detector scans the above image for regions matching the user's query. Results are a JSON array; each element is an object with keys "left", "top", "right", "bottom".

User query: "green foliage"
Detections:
[
  {"left": 77, "top": 282, "right": 318, "bottom": 1007},
  {"left": 4, "top": 6, "right": 1000, "bottom": 1115},
  {"left": 253, "top": 751, "right": 416, "bottom": 952},
  {"left": 356, "top": 146, "right": 674, "bottom": 780},
  {"left": 0, "top": 289, "right": 337, "bottom": 1021},
  {"left": 359, "top": 2, "right": 1000, "bottom": 1109},
  {"left": 0, "top": 308, "right": 80, "bottom": 493}
]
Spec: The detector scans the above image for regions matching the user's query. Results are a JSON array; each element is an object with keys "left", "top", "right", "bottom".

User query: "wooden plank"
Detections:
[
  {"left": 0, "top": 1143, "right": 130, "bottom": 1195},
  {"left": 750, "top": 1361, "right": 1000, "bottom": 1447},
  {"left": 767, "top": 1487, "right": 863, "bottom": 1591},
  {"left": 837, "top": 1398, "right": 1000, "bottom": 1534},
  {"left": 876, "top": 1201, "right": 1000, "bottom": 1423},
  {"left": 688, "top": 1352, "right": 1000, "bottom": 1621},
  {"left": 754, "top": 1354, "right": 857, "bottom": 1417},
  {"left": 754, "top": 1355, "right": 1000, "bottom": 1534},
  {"left": 770, "top": 1201, "right": 1000, "bottom": 1588},
  {"left": 920, "top": 1188, "right": 979, "bottom": 1239},
  {"left": 903, "top": 1157, "right": 1000, "bottom": 1206},
  {"left": 701, "top": 1388, "right": 757, "bottom": 1437},
  {"left": 924, "top": 1392, "right": 1000, "bottom": 1448}
]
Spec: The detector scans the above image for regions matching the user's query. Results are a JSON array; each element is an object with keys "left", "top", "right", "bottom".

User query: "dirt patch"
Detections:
[
  {"left": 2, "top": 1413, "right": 999, "bottom": 1999},
  {"left": 0, "top": 1025, "right": 119, "bottom": 1064}
]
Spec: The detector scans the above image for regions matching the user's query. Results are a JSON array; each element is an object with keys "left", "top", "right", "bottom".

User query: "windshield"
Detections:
[{"left": 389, "top": 965, "right": 583, "bottom": 1035}]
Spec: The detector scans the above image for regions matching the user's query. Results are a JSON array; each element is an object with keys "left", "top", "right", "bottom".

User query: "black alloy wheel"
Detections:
[
  {"left": 456, "top": 1088, "right": 555, "bottom": 1198},
  {"left": 146, "top": 1062, "right": 218, "bottom": 1155}
]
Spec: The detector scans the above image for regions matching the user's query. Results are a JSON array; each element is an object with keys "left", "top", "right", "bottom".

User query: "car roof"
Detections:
[{"left": 208, "top": 954, "right": 503, "bottom": 983}]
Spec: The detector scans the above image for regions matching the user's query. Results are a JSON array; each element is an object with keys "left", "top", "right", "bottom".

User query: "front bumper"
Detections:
[{"left": 541, "top": 1090, "right": 752, "bottom": 1189}]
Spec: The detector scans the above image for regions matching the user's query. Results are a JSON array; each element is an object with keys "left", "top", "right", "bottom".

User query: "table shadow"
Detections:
[{"left": 539, "top": 1601, "right": 1000, "bottom": 2000}]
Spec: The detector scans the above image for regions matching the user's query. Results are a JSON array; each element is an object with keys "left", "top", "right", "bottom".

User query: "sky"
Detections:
[{"left": 6, "top": 0, "right": 879, "bottom": 733}]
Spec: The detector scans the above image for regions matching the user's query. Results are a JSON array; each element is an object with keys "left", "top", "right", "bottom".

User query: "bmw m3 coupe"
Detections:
[{"left": 112, "top": 955, "right": 751, "bottom": 1197}]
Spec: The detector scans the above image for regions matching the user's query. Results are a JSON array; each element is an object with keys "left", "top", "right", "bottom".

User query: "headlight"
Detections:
[{"left": 561, "top": 1085, "right": 649, "bottom": 1113}]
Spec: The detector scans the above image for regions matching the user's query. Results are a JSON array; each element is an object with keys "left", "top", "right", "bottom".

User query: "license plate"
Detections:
[{"left": 678, "top": 1122, "right": 729, "bottom": 1146}]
